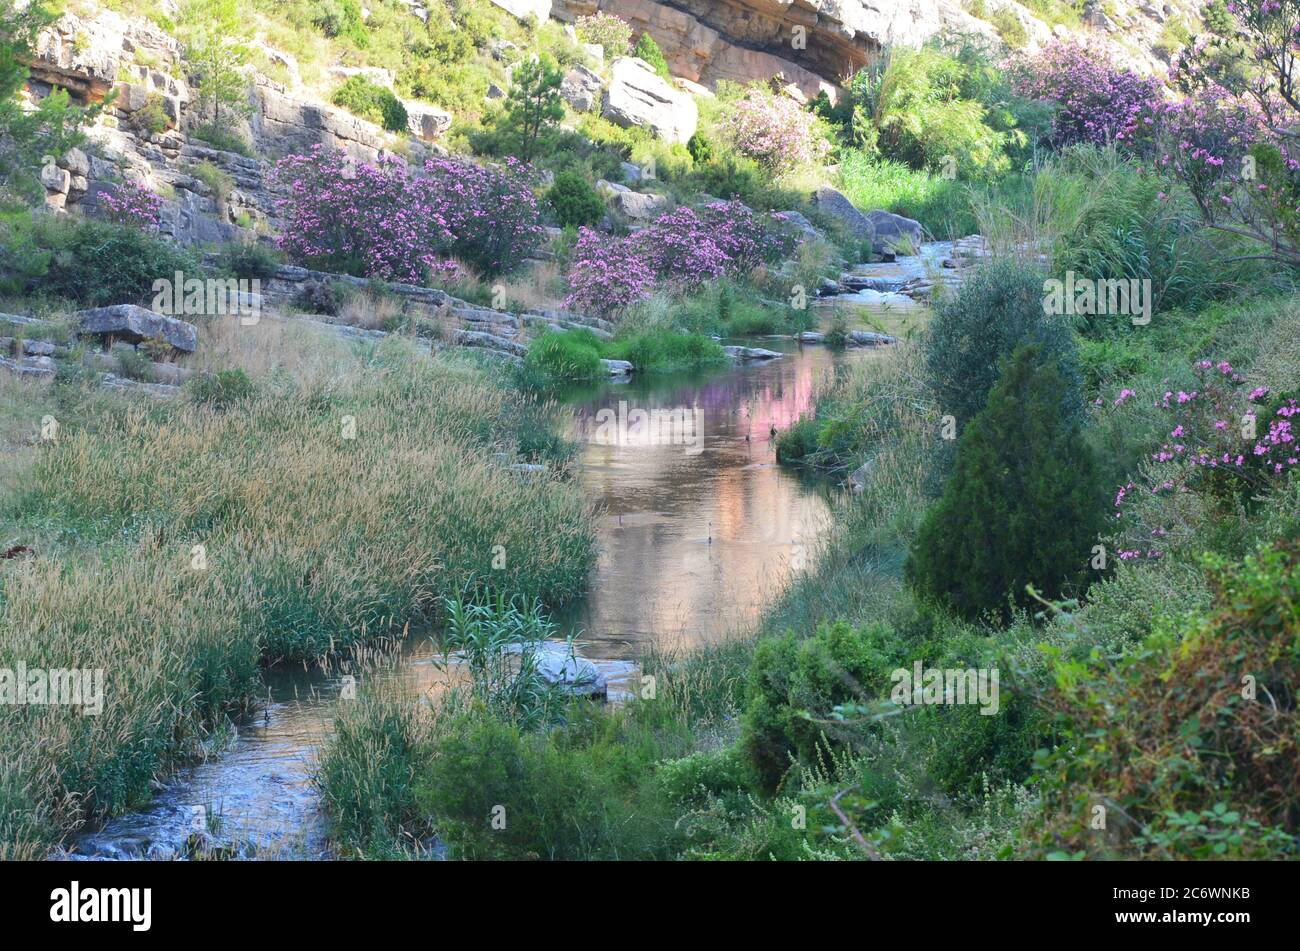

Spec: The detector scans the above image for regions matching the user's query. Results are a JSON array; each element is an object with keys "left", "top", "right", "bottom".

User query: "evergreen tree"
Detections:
[
  {"left": 906, "top": 343, "right": 1105, "bottom": 622},
  {"left": 0, "top": 0, "right": 96, "bottom": 205},
  {"left": 504, "top": 55, "right": 563, "bottom": 161},
  {"left": 634, "top": 32, "right": 670, "bottom": 80}
]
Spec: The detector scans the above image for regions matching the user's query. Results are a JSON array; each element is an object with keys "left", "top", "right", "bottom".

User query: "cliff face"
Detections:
[{"left": 549, "top": 0, "right": 1194, "bottom": 100}]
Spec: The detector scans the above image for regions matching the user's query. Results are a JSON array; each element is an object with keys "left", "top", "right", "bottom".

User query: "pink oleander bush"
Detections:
[
  {"left": 716, "top": 88, "right": 831, "bottom": 177},
  {"left": 1011, "top": 42, "right": 1164, "bottom": 150},
  {"left": 1109, "top": 361, "right": 1298, "bottom": 560},
  {"left": 99, "top": 180, "right": 164, "bottom": 231},
  {"left": 563, "top": 199, "right": 797, "bottom": 315},
  {"left": 269, "top": 146, "right": 543, "bottom": 284}
]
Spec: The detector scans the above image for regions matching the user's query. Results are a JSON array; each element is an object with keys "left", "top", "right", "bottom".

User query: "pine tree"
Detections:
[
  {"left": 906, "top": 343, "right": 1105, "bottom": 621},
  {"left": 504, "top": 55, "right": 563, "bottom": 161}
]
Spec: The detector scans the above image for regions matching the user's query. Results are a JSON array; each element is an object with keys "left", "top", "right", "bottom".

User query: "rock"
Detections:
[
  {"left": 776, "top": 209, "right": 823, "bottom": 243},
  {"left": 847, "top": 456, "right": 876, "bottom": 493},
  {"left": 76, "top": 304, "right": 199, "bottom": 353},
  {"left": 811, "top": 186, "right": 875, "bottom": 248},
  {"left": 486, "top": 82, "right": 506, "bottom": 100},
  {"left": 602, "top": 358, "right": 634, "bottom": 375},
  {"left": 601, "top": 57, "right": 697, "bottom": 144},
  {"left": 596, "top": 180, "right": 669, "bottom": 220},
  {"left": 40, "top": 163, "right": 71, "bottom": 194},
  {"left": 403, "top": 99, "right": 452, "bottom": 140},
  {"left": 866, "top": 210, "right": 924, "bottom": 254},
  {"left": 620, "top": 161, "right": 643, "bottom": 184},
  {"left": 503, "top": 640, "right": 607, "bottom": 698},
  {"left": 59, "top": 147, "right": 90, "bottom": 178},
  {"left": 21, "top": 340, "right": 57, "bottom": 357},
  {"left": 488, "top": 0, "right": 552, "bottom": 20},
  {"left": 560, "top": 64, "right": 603, "bottom": 112},
  {"left": 798, "top": 331, "right": 826, "bottom": 344},
  {"left": 453, "top": 329, "right": 529, "bottom": 359},
  {"left": 724, "top": 345, "right": 782, "bottom": 361},
  {"left": 846, "top": 330, "right": 895, "bottom": 347},
  {"left": 0, "top": 355, "right": 56, "bottom": 381},
  {"left": 100, "top": 372, "right": 179, "bottom": 396}
]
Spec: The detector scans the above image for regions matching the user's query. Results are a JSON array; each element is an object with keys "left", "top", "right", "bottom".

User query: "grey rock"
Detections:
[
  {"left": 76, "top": 304, "right": 199, "bottom": 353},
  {"left": 866, "top": 210, "right": 924, "bottom": 254},
  {"left": 601, "top": 57, "right": 697, "bottom": 144},
  {"left": 560, "top": 64, "right": 603, "bottom": 112},
  {"left": 812, "top": 186, "right": 875, "bottom": 247}
]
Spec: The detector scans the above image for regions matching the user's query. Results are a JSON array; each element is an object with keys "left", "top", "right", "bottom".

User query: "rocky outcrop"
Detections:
[
  {"left": 489, "top": 0, "right": 554, "bottom": 20},
  {"left": 596, "top": 179, "right": 669, "bottom": 219},
  {"left": 866, "top": 210, "right": 924, "bottom": 253},
  {"left": 602, "top": 57, "right": 697, "bottom": 144},
  {"left": 812, "top": 186, "right": 875, "bottom": 247},
  {"left": 76, "top": 305, "right": 199, "bottom": 353},
  {"left": 561, "top": 64, "right": 604, "bottom": 112}
]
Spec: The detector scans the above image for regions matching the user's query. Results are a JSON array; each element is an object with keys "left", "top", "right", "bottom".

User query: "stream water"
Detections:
[{"left": 63, "top": 328, "right": 890, "bottom": 860}]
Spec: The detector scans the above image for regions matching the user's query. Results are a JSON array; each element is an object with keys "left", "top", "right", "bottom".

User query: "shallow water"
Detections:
[{"left": 64, "top": 338, "right": 877, "bottom": 859}]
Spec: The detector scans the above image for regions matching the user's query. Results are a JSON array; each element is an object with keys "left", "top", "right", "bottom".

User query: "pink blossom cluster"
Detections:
[
  {"left": 99, "top": 180, "right": 163, "bottom": 231},
  {"left": 563, "top": 199, "right": 797, "bottom": 315},
  {"left": 1011, "top": 42, "right": 1164, "bottom": 150},
  {"left": 716, "top": 89, "right": 830, "bottom": 176},
  {"left": 1109, "top": 361, "right": 1297, "bottom": 559},
  {"left": 269, "top": 146, "right": 544, "bottom": 285}
]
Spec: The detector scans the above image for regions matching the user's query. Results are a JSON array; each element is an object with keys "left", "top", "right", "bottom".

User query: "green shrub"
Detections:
[
  {"left": 742, "top": 619, "right": 894, "bottom": 791},
  {"left": 1028, "top": 538, "right": 1300, "bottom": 858},
  {"left": 906, "top": 344, "right": 1105, "bottom": 621},
  {"left": 215, "top": 240, "right": 282, "bottom": 280},
  {"left": 546, "top": 170, "right": 604, "bottom": 228},
  {"left": 634, "top": 32, "right": 670, "bottom": 79},
  {"left": 186, "top": 368, "right": 254, "bottom": 408},
  {"left": 925, "top": 257, "right": 1081, "bottom": 435},
  {"left": 603, "top": 328, "right": 726, "bottom": 373},
  {"left": 16, "top": 215, "right": 199, "bottom": 307},
  {"left": 311, "top": 0, "right": 369, "bottom": 47},
  {"left": 331, "top": 75, "right": 408, "bottom": 132},
  {"left": 131, "top": 93, "right": 170, "bottom": 136},
  {"left": 189, "top": 121, "right": 253, "bottom": 156},
  {"left": 655, "top": 746, "right": 748, "bottom": 805}
]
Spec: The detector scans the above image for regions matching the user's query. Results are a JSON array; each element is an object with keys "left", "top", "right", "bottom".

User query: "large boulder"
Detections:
[
  {"left": 812, "top": 186, "right": 875, "bottom": 249},
  {"left": 596, "top": 180, "right": 669, "bottom": 220},
  {"left": 601, "top": 57, "right": 697, "bottom": 144},
  {"left": 76, "top": 305, "right": 199, "bottom": 353},
  {"left": 560, "top": 64, "right": 603, "bottom": 112},
  {"left": 403, "top": 100, "right": 453, "bottom": 141},
  {"left": 867, "top": 210, "right": 924, "bottom": 254}
]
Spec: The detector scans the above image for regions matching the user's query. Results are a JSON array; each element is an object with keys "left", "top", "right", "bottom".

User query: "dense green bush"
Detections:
[
  {"left": 1028, "top": 538, "right": 1300, "bottom": 858},
  {"left": 546, "top": 170, "right": 604, "bottom": 227},
  {"left": 634, "top": 32, "right": 670, "bottom": 79},
  {"left": 524, "top": 328, "right": 604, "bottom": 380},
  {"left": 742, "top": 619, "right": 894, "bottom": 791},
  {"left": 216, "top": 240, "right": 282, "bottom": 280},
  {"left": 925, "top": 257, "right": 1081, "bottom": 435},
  {"left": 3, "top": 215, "right": 199, "bottom": 306},
  {"left": 186, "top": 368, "right": 255, "bottom": 408},
  {"left": 907, "top": 344, "right": 1105, "bottom": 621},
  {"left": 331, "top": 75, "right": 408, "bottom": 132}
]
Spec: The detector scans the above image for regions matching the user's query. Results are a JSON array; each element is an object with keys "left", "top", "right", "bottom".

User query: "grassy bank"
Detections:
[{"left": 0, "top": 319, "right": 596, "bottom": 858}]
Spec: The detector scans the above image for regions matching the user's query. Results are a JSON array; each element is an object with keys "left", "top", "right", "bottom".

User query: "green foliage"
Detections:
[
  {"left": 189, "top": 121, "right": 253, "bottom": 156},
  {"left": 4, "top": 214, "right": 199, "bottom": 306},
  {"left": 216, "top": 239, "right": 282, "bottom": 280},
  {"left": 634, "top": 32, "right": 670, "bottom": 80},
  {"left": 415, "top": 704, "right": 685, "bottom": 859},
  {"left": 1028, "top": 538, "right": 1300, "bottom": 858},
  {"left": 311, "top": 0, "right": 369, "bottom": 47},
  {"left": 500, "top": 54, "right": 564, "bottom": 161},
  {"left": 907, "top": 344, "right": 1105, "bottom": 621},
  {"left": 179, "top": 0, "right": 252, "bottom": 127},
  {"left": 331, "top": 75, "right": 409, "bottom": 132},
  {"left": 524, "top": 328, "right": 605, "bottom": 380},
  {"left": 925, "top": 257, "right": 1082, "bottom": 434},
  {"left": 603, "top": 327, "right": 726, "bottom": 373},
  {"left": 546, "top": 170, "right": 604, "bottom": 227},
  {"left": 0, "top": 1, "right": 98, "bottom": 205},
  {"left": 186, "top": 368, "right": 255, "bottom": 408},
  {"left": 742, "top": 620, "right": 891, "bottom": 791},
  {"left": 989, "top": 8, "right": 1028, "bottom": 49}
]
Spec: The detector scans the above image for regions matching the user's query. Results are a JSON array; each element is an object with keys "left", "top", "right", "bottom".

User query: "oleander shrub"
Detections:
[
  {"left": 716, "top": 86, "right": 832, "bottom": 176},
  {"left": 575, "top": 12, "right": 631, "bottom": 56}
]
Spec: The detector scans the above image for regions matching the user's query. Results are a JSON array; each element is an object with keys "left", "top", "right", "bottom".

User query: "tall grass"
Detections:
[{"left": 0, "top": 336, "right": 595, "bottom": 857}]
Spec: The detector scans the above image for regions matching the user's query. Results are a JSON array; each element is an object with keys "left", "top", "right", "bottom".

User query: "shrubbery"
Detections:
[
  {"left": 925, "top": 258, "right": 1082, "bottom": 434},
  {"left": 716, "top": 86, "right": 831, "bottom": 177},
  {"left": 546, "top": 170, "right": 604, "bottom": 227},
  {"left": 907, "top": 344, "right": 1105, "bottom": 621},
  {"left": 330, "top": 75, "right": 409, "bottom": 132}
]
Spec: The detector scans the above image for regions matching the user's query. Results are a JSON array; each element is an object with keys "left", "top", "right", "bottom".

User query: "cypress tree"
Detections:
[{"left": 906, "top": 343, "right": 1104, "bottom": 622}]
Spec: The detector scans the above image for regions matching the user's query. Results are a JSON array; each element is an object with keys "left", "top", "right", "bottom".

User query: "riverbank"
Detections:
[{"left": 0, "top": 319, "right": 597, "bottom": 859}]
